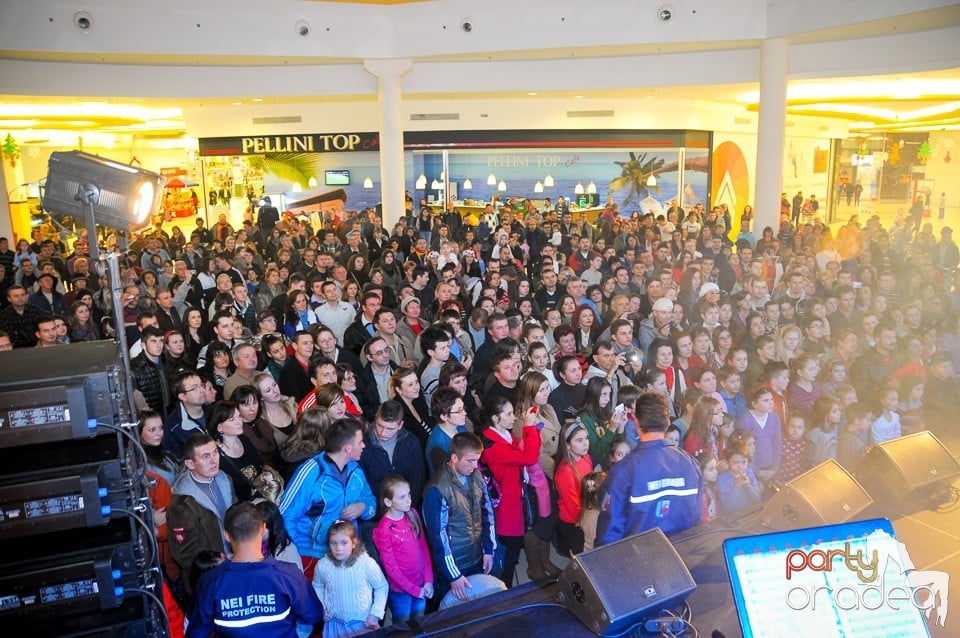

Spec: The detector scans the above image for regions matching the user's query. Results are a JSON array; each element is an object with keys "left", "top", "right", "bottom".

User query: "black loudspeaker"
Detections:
[
  {"left": 762, "top": 459, "right": 873, "bottom": 531},
  {"left": 856, "top": 431, "right": 960, "bottom": 501},
  {"left": 556, "top": 528, "right": 696, "bottom": 636}
]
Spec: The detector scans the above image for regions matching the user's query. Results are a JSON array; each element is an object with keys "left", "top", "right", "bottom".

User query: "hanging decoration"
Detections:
[
  {"left": 2, "top": 134, "right": 20, "bottom": 167},
  {"left": 917, "top": 140, "right": 931, "bottom": 165}
]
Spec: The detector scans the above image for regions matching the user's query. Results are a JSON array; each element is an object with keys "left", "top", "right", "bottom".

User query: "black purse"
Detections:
[{"left": 521, "top": 470, "right": 539, "bottom": 529}]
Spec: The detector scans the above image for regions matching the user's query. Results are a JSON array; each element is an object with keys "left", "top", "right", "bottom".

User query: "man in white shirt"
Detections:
[{"left": 314, "top": 279, "right": 356, "bottom": 345}]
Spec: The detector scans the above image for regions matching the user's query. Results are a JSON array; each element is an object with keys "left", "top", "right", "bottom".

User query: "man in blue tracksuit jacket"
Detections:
[
  {"left": 279, "top": 419, "right": 376, "bottom": 570},
  {"left": 597, "top": 393, "right": 702, "bottom": 545}
]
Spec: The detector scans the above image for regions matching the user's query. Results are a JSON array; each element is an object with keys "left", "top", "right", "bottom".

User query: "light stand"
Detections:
[
  {"left": 43, "top": 150, "right": 165, "bottom": 419},
  {"left": 74, "top": 183, "right": 136, "bottom": 418}
]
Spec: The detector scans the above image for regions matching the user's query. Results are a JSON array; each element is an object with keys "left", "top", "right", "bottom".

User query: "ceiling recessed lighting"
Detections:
[
  {"left": 252, "top": 98, "right": 263, "bottom": 103},
  {"left": 528, "top": 92, "right": 538, "bottom": 96},
  {"left": 232, "top": 101, "right": 242, "bottom": 106},
  {"left": 574, "top": 95, "right": 584, "bottom": 99}
]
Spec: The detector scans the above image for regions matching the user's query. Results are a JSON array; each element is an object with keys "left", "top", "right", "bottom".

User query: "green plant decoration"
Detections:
[
  {"left": 245, "top": 153, "right": 317, "bottom": 189},
  {"left": 608, "top": 152, "right": 665, "bottom": 206},
  {"left": 2, "top": 134, "right": 20, "bottom": 167},
  {"left": 917, "top": 140, "right": 931, "bottom": 165}
]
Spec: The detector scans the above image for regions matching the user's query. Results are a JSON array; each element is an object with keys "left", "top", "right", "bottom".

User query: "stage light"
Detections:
[{"left": 43, "top": 150, "right": 164, "bottom": 232}]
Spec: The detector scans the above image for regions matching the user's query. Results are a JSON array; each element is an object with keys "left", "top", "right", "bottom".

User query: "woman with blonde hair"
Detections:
[
  {"left": 254, "top": 372, "right": 298, "bottom": 448},
  {"left": 775, "top": 324, "right": 804, "bottom": 366},
  {"left": 513, "top": 371, "right": 562, "bottom": 580}
]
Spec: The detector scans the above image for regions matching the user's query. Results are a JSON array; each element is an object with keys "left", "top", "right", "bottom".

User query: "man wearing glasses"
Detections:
[
  {"left": 163, "top": 371, "right": 209, "bottom": 458},
  {"left": 357, "top": 336, "right": 398, "bottom": 421}
]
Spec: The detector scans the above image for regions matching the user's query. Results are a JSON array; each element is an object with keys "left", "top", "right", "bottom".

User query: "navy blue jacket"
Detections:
[
  {"left": 359, "top": 428, "right": 426, "bottom": 507},
  {"left": 596, "top": 439, "right": 702, "bottom": 545},
  {"left": 187, "top": 557, "right": 323, "bottom": 638}
]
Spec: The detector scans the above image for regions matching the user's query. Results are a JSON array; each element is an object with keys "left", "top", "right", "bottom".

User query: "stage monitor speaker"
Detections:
[
  {"left": 762, "top": 459, "right": 873, "bottom": 531},
  {"left": 856, "top": 431, "right": 960, "bottom": 502},
  {"left": 556, "top": 528, "right": 696, "bottom": 636}
]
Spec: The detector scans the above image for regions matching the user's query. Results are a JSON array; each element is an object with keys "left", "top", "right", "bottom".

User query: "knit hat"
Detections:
[
  {"left": 400, "top": 296, "right": 421, "bottom": 313},
  {"left": 699, "top": 282, "right": 720, "bottom": 298},
  {"left": 652, "top": 298, "right": 674, "bottom": 312}
]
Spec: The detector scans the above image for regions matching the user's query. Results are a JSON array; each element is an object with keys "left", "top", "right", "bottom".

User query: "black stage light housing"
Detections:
[{"left": 42, "top": 150, "right": 164, "bottom": 231}]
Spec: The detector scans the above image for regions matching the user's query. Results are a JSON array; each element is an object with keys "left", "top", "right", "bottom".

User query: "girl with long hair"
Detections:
[
  {"left": 554, "top": 421, "right": 592, "bottom": 556},
  {"left": 280, "top": 407, "right": 331, "bottom": 475},
  {"left": 182, "top": 307, "right": 207, "bottom": 363},
  {"left": 575, "top": 377, "right": 627, "bottom": 466},
  {"left": 67, "top": 299, "right": 101, "bottom": 342},
  {"left": 254, "top": 372, "right": 298, "bottom": 447},
  {"left": 389, "top": 366, "right": 433, "bottom": 450},
  {"left": 479, "top": 395, "right": 541, "bottom": 588},
  {"left": 573, "top": 304, "right": 600, "bottom": 352},
  {"left": 283, "top": 290, "right": 317, "bottom": 338},
  {"left": 207, "top": 400, "right": 263, "bottom": 501},
  {"left": 230, "top": 384, "right": 282, "bottom": 468},
  {"left": 512, "top": 372, "right": 562, "bottom": 579},
  {"left": 682, "top": 396, "right": 726, "bottom": 465}
]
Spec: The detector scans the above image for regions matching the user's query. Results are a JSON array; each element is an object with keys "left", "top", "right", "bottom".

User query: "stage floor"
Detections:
[{"left": 374, "top": 435, "right": 960, "bottom": 637}]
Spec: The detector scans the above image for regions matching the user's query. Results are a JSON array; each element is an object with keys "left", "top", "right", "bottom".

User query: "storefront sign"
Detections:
[{"left": 199, "top": 133, "right": 379, "bottom": 156}]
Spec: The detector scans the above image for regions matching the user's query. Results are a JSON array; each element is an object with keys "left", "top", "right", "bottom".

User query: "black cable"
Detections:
[
  {"left": 415, "top": 601, "right": 568, "bottom": 637},
  {"left": 126, "top": 586, "right": 170, "bottom": 638},
  {"left": 97, "top": 422, "right": 148, "bottom": 484},
  {"left": 114, "top": 507, "right": 158, "bottom": 569}
]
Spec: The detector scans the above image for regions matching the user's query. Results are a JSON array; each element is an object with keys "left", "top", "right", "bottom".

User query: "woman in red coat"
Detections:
[{"left": 480, "top": 395, "right": 541, "bottom": 588}]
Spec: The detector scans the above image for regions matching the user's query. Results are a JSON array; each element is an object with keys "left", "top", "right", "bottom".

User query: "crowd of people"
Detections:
[{"left": 4, "top": 192, "right": 960, "bottom": 637}]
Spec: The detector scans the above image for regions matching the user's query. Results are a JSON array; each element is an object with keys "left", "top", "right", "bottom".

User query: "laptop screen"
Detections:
[{"left": 723, "top": 518, "right": 932, "bottom": 638}]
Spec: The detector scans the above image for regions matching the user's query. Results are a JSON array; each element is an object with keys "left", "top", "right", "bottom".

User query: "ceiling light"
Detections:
[
  {"left": 487, "top": 173, "right": 497, "bottom": 186},
  {"left": 363, "top": 177, "right": 373, "bottom": 189},
  {"left": 307, "top": 176, "right": 317, "bottom": 188},
  {"left": 463, "top": 178, "right": 473, "bottom": 190},
  {"left": 415, "top": 174, "right": 427, "bottom": 189},
  {"left": 498, "top": 180, "right": 507, "bottom": 192},
  {"left": 534, "top": 181, "right": 544, "bottom": 193},
  {"left": 587, "top": 181, "right": 597, "bottom": 194},
  {"left": 646, "top": 175, "right": 657, "bottom": 188},
  {"left": 232, "top": 101, "right": 242, "bottom": 106},
  {"left": 543, "top": 174, "right": 554, "bottom": 187},
  {"left": 253, "top": 98, "right": 263, "bottom": 103},
  {"left": 292, "top": 182, "right": 303, "bottom": 193},
  {"left": 431, "top": 179, "right": 442, "bottom": 189},
  {"left": 574, "top": 181, "right": 585, "bottom": 195},
  {"left": 528, "top": 92, "right": 538, "bottom": 96}
]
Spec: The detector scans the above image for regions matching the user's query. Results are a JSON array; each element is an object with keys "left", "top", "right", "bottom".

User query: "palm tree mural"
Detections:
[
  {"left": 608, "top": 152, "right": 665, "bottom": 206},
  {"left": 245, "top": 152, "right": 318, "bottom": 187}
]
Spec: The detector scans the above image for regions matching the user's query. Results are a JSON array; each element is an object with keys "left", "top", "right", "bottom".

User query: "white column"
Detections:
[
  {"left": 753, "top": 38, "right": 789, "bottom": 236},
  {"left": 363, "top": 58, "right": 412, "bottom": 230}
]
